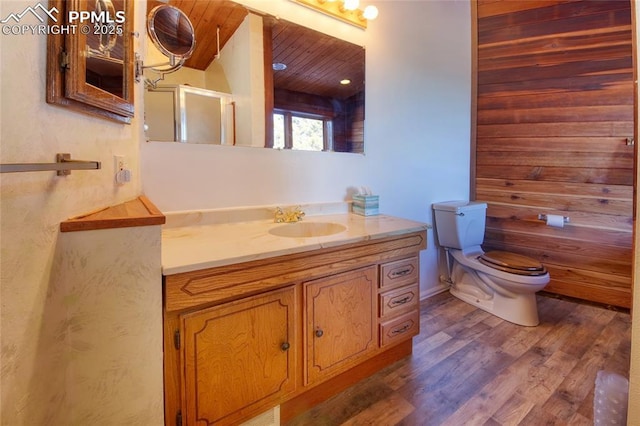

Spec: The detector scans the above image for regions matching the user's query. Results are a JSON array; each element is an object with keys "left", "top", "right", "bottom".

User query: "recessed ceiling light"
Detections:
[
  {"left": 273, "top": 63, "right": 287, "bottom": 71},
  {"left": 340, "top": 79, "right": 351, "bottom": 85}
]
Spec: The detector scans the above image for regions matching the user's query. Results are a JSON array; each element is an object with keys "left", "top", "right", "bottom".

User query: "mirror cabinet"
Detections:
[{"left": 47, "top": 0, "right": 135, "bottom": 123}]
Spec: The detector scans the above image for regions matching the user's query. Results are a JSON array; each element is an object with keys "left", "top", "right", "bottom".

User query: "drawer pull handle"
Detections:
[
  {"left": 391, "top": 324, "right": 411, "bottom": 335},
  {"left": 315, "top": 329, "right": 324, "bottom": 338},
  {"left": 391, "top": 296, "right": 412, "bottom": 306},
  {"left": 391, "top": 268, "right": 412, "bottom": 278},
  {"left": 281, "top": 342, "right": 290, "bottom": 351}
]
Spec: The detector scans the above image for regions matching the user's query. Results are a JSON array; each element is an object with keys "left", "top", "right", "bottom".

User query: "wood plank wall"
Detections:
[
  {"left": 334, "top": 92, "right": 365, "bottom": 153},
  {"left": 474, "top": 0, "right": 635, "bottom": 308}
]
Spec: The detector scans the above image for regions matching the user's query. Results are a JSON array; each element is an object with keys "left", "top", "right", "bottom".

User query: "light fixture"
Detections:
[
  {"left": 340, "top": 79, "right": 351, "bottom": 85},
  {"left": 342, "top": 0, "right": 359, "bottom": 11},
  {"left": 291, "top": 0, "right": 378, "bottom": 29},
  {"left": 362, "top": 5, "right": 378, "bottom": 20}
]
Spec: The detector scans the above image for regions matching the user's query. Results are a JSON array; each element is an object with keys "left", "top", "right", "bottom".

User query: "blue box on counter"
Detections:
[{"left": 352, "top": 195, "right": 379, "bottom": 216}]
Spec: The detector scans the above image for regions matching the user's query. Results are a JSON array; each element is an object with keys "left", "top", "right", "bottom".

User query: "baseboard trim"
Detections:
[{"left": 420, "top": 283, "right": 450, "bottom": 300}]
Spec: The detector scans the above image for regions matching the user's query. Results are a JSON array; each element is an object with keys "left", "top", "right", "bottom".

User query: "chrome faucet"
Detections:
[{"left": 274, "top": 206, "right": 305, "bottom": 223}]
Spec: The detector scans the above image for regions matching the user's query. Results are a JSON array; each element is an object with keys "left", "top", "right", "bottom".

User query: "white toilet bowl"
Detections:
[
  {"left": 432, "top": 200, "right": 550, "bottom": 326},
  {"left": 448, "top": 246, "right": 549, "bottom": 326}
]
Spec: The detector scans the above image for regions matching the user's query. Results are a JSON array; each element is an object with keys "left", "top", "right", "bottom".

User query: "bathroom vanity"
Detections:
[{"left": 161, "top": 207, "right": 427, "bottom": 425}]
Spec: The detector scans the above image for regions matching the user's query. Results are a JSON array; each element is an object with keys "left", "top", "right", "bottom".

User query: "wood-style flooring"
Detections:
[{"left": 285, "top": 292, "right": 631, "bottom": 426}]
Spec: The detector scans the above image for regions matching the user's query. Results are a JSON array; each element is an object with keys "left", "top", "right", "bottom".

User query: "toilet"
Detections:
[{"left": 432, "top": 200, "right": 550, "bottom": 326}]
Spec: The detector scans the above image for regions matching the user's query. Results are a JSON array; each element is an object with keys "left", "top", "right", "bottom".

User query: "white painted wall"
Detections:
[
  {"left": 0, "top": 1, "right": 163, "bottom": 424},
  {"left": 219, "top": 13, "right": 266, "bottom": 147},
  {"left": 365, "top": 0, "right": 472, "bottom": 296},
  {"left": 142, "top": 0, "right": 472, "bottom": 298}
]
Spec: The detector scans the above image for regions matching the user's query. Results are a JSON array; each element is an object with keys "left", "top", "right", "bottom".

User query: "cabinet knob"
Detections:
[
  {"left": 315, "top": 329, "right": 324, "bottom": 338},
  {"left": 281, "top": 342, "right": 290, "bottom": 351}
]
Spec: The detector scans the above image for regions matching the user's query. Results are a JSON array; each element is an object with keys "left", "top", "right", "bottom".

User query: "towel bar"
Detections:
[{"left": 0, "top": 153, "right": 101, "bottom": 176}]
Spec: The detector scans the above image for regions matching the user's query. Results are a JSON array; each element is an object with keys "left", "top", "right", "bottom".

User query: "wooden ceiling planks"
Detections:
[
  {"left": 185, "top": 1, "right": 247, "bottom": 70},
  {"left": 271, "top": 19, "right": 364, "bottom": 100}
]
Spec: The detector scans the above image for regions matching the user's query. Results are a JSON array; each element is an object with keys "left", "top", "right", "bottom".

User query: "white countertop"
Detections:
[{"left": 162, "top": 208, "right": 429, "bottom": 275}]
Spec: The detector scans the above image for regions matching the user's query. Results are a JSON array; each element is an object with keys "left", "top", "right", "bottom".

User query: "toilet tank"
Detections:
[{"left": 432, "top": 201, "right": 487, "bottom": 249}]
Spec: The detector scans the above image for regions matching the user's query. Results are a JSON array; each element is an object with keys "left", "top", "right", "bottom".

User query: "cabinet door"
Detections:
[
  {"left": 181, "top": 286, "right": 296, "bottom": 426},
  {"left": 304, "top": 266, "right": 377, "bottom": 385}
]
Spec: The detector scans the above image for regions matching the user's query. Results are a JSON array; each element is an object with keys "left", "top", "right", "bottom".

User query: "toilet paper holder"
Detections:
[{"left": 537, "top": 214, "right": 570, "bottom": 223}]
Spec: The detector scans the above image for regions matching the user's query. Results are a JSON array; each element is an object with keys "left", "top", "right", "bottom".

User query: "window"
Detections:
[
  {"left": 273, "top": 111, "right": 332, "bottom": 151},
  {"left": 273, "top": 113, "right": 285, "bottom": 149}
]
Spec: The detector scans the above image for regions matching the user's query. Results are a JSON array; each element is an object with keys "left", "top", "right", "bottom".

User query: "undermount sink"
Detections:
[{"left": 269, "top": 222, "right": 347, "bottom": 238}]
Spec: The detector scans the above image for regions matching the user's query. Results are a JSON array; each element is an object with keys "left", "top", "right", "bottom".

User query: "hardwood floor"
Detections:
[{"left": 285, "top": 292, "right": 631, "bottom": 426}]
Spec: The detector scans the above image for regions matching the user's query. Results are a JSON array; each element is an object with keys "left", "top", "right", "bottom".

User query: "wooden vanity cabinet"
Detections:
[{"left": 163, "top": 231, "right": 426, "bottom": 426}]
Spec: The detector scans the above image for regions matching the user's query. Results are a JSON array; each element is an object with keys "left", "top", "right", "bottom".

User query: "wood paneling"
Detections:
[{"left": 474, "top": 0, "right": 634, "bottom": 307}]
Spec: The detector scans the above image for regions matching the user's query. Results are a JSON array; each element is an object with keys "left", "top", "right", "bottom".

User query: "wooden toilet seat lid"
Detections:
[{"left": 478, "top": 250, "right": 548, "bottom": 276}]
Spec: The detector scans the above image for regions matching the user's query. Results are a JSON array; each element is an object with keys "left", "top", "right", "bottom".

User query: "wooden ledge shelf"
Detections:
[{"left": 60, "top": 196, "right": 165, "bottom": 232}]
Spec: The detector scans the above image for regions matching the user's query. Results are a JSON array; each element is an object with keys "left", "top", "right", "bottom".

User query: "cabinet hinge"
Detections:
[
  {"left": 174, "top": 329, "right": 181, "bottom": 350},
  {"left": 60, "top": 51, "right": 69, "bottom": 70},
  {"left": 176, "top": 410, "right": 182, "bottom": 426}
]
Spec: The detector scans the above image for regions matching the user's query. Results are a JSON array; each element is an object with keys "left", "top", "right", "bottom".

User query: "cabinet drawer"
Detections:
[
  {"left": 380, "top": 310, "right": 419, "bottom": 347},
  {"left": 380, "top": 257, "right": 418, "bottom": 289},
  {"left": 379, "top": 283, "right": 419, "bottom": 318}
]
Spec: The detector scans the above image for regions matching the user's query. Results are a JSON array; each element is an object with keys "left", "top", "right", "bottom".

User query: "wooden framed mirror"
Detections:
[{"left": 46, "top": 0, "right": 135, "bottom": 123}]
